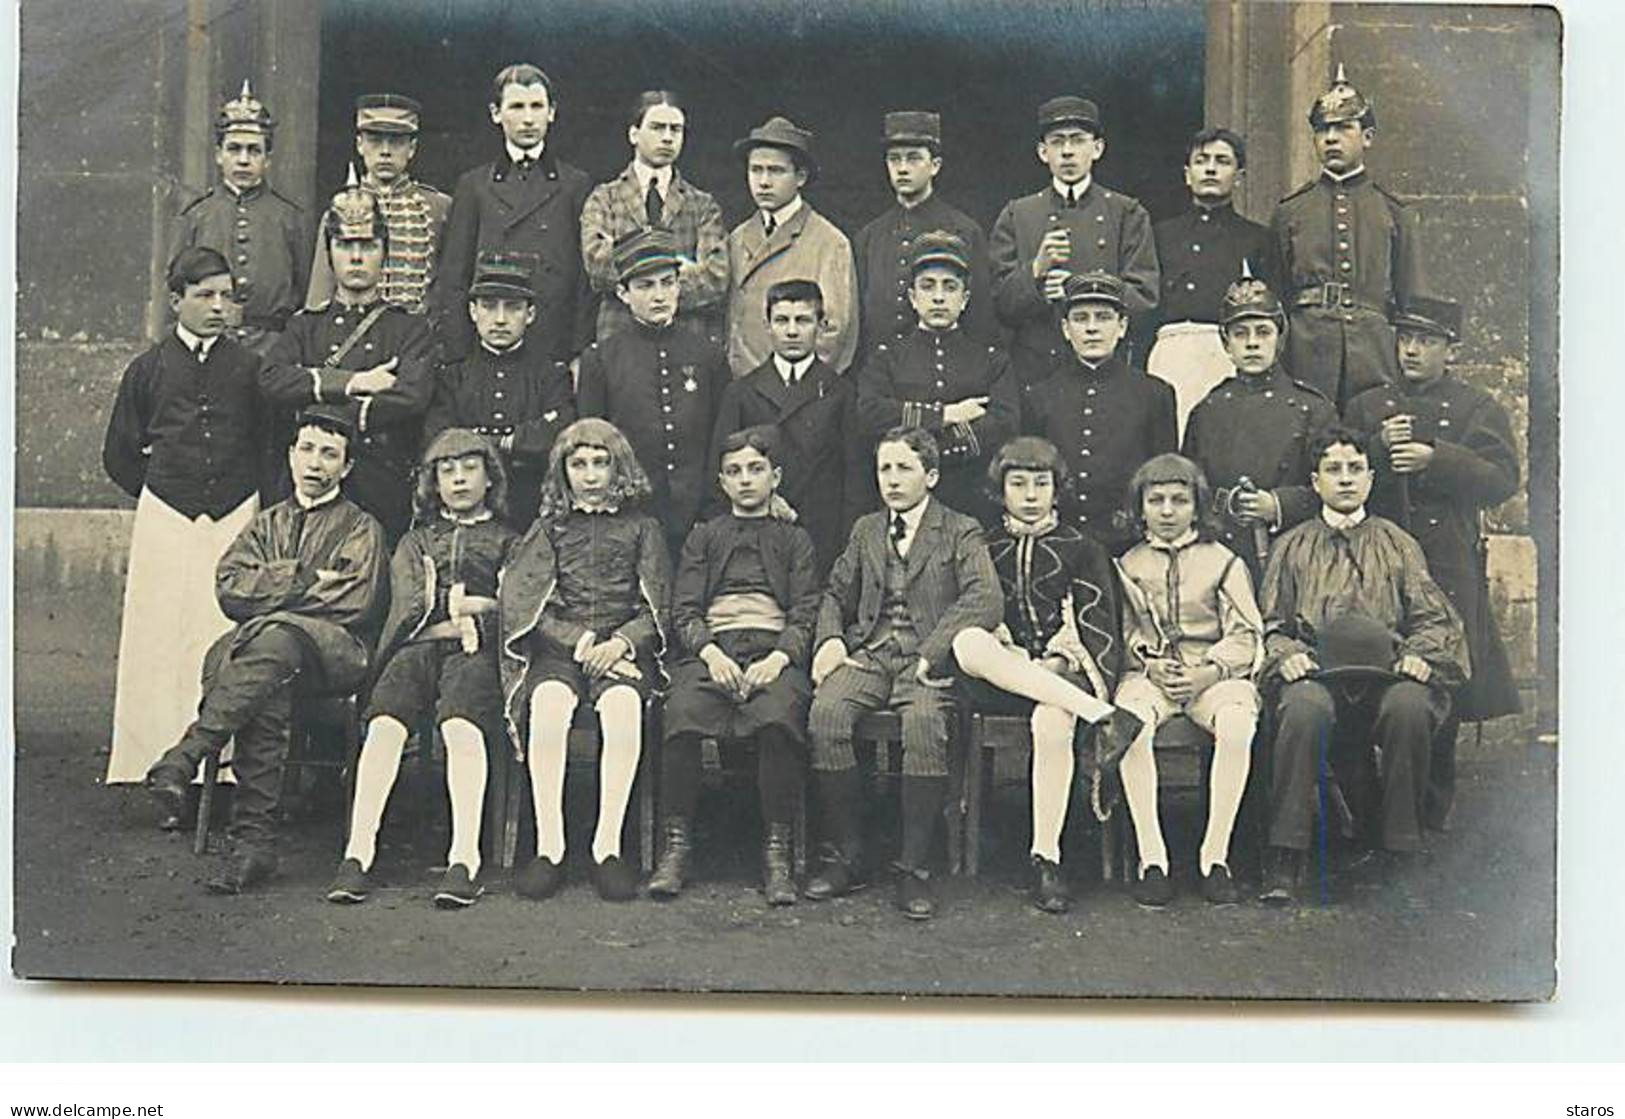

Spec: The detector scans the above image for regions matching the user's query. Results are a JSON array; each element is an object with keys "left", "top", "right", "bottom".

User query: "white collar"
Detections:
[
  {"left": 175, "top": 323, "right": 218, "bottom": 360},
  {"left": 1146, "top": 527, "right": 1200, "bottom": 552},
  {"left": 890, "top": 496, "right": 930, "bottom": 533},
  {"left": 897, "top": 185, "right": 934, "bottom": 210},
  {"left": 479, "top": 338, "right": 525, "bottom": 357},
  {"left": 761, "top": 193, "right": 803, "bottom": 230},
  {"left": 1321, "top": 164, "right": 1367, "bottom": 184},
  {"left": 440, "top": 508, "right": 494, "bottom": 526},
  {"left": 1321, "top": 506, "right": 1368, "bottom": 530},
  {"left": 293, "top": 485, "right": 342, "bottom": 511},
  {"left": 631, "top": 160, "right": 673, "bottom": 196},
  {"left": 506, "top": 140, "right": 546, "bottom": 165},
  {"left": 773, "top": 353, "right": 815, "bottom": 384},
  {"left": 1052, "top": 174, "right": 1092, "bottom": 201}
]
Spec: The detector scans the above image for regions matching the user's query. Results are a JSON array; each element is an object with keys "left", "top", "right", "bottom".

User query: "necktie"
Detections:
[
  {"left": 1065, "top": 186, "right": 1079, "bottom": 209},
  {"left": 763, "top": 212, "right": 777, "bottom": 237},
  {"left": 515, "top": 155, "right": 534, "bottom": 179},
  {"left": 645, "top": 177, "right": 663, "bottom": 226},
  {"left": 891, "top": 513, "right": 907, "bottom": 553}
]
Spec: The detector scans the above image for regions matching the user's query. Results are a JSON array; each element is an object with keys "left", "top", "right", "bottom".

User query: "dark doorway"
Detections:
[{"left": 317, "top": 0, "right": 1206, "bottom": 234}]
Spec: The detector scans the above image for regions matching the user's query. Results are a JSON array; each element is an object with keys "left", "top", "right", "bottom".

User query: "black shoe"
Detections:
[
  {"left": 592, "top": 855, "right": 639, "bottom": 902},
  {"left": 762, "top": 823, "right": 797, "bottom": 907},
  {"left": 1260, "top": 847, "right": 1302, "bottom": 905},
  {"left": 325, "top": 857, "right": 372, "bottom": 904},
  {"left": 646, "top": 817, "right": 692, "bottom": 899},
  {"left": 1132, "top": 864, "right": 1174, "bottom": 908},
  {"left": 204, "top": 849, "right": 277, "bottom": 895},
  {"left": 1201, "top": 864, "right": 1240, "bottom": 906},
  {"left": 803, "top": 845, "right": 865, "bottom": 900},
  {"left": 894, "top": 864, "right": 935, "bottom": 921},
  {"left": 145, "top": 765, "right": 190, "bottom": 831},
  {"left": 1031, "top": 855, "right": 1070, "bottom": 914},
  {"left": 515, "top": 855, "right": 564, "bottom": 901},
  {"left": 1094, "top": 706, "right": 1148, "bottom": 770},
  {"left": 433, "top": 863, "right": 483, "bottom": 909}
]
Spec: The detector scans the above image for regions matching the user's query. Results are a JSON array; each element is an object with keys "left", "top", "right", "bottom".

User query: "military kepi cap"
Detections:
[
  {"left": 356, "top": 93, "right": 421, "bottom": 135},
  {"left": 909, "top": 230, "right": 971, "bottom": 277},
  {"left": 216, "top": 79, "right": 274, "bottom": 138},
  {"left": 1220, "top": 277, "right": 1286, "bottom": 325},
  {"left": 296, "top": 403, "right": 357, "bottom": 442},
  {"left": 1037, "top": 95, "right": 1101, "bottom": 137},
  {"left": 884, "top": 111, "right": 941, "bottom": 148},
  {"left": 1391, "top": 295, "right": 1461, "bottom": 342},
  {"left": 469, "top": 251, "right": 536, "bottom": 301},
  {"left": 1309, "top": 63, "right": 1376, "bottom": 129},
  {"left": 735, "top": 116, "right": 819, "bottom": 179},
  {"left": 1060, "top": 271, "right": 1126, "bottom": 311},
  {"left": 613, "top": 228, "right": 682, "bottom": 284}
]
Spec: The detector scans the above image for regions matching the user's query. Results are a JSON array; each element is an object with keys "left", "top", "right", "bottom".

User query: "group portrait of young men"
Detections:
[{"left": 104, "top": 57, "right": 1522, "bottom": 926}]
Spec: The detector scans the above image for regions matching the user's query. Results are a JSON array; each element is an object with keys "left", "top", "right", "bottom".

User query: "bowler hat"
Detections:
[{"left": 1311, "top": 613, "right": 1402, "bottom": 684}]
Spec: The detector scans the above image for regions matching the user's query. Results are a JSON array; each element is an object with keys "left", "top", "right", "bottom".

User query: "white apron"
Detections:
[
  {"left": 1147, "top": 321, "right": 1235, "bottom": 444},
  {"left": 104, "top": 487, "right": 258, "bottom": 783}
]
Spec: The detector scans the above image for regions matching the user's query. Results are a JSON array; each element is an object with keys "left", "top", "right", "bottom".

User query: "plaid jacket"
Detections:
[{"left": 581, "top": 163, "right": 730, "bottom": 340}]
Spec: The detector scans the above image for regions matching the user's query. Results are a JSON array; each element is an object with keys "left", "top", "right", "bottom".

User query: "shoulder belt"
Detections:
[{"left": 323, "top": 304, "right": 389, "bottom": 369}]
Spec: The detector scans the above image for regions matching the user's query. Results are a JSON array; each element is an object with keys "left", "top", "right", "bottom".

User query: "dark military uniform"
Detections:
[
  {"left": 990, "top": 181, "right": 1159, "bottom": 384},
  {"left": 263, "top": 299, "right": 434, "bottom": 541},
  {"left": 1345, "top": 374, "right": 1520, "bottom": 721},
  {"left": 424, "top": 342, "right": 575, "bottom": 531},
  {"left": 1151, "top": 203, "right": 1272, "bottom": 330},
  {"left": 576, "top": 319, "right": 731, "bottom": 557},
  {"left": 854, "top": 195, "right": 994, "bottom": 356},
  {"left": 1021, "top": 354, "right": 1177, "bottom": 552},
  {"left": 433, "top": 150, "right": 596, "bottom": 362},
  {"left": 1182, "top": 365, "right": 1337, "bottom": 581},
  {"left": 1269, "top": 169, "right": 1422, "bottom": 408},
  {"left": 856, "top": 327, "right": 1018, "bottom": 522},
  {"left": 709, "top": 356, "right": 867, "bottom": 577},
  {"left": 171, "top": 183, "right": 309, "bottom": 353}
]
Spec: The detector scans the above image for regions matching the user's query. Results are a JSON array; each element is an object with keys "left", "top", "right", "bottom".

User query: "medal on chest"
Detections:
[{"left": 681, "top": 364, "right": 698, "bottom": 393}]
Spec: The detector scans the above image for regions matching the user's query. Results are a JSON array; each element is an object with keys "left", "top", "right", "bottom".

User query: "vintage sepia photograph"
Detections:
[{"left": 10, "top": 0, "right": 1558, "bottom": 1001}]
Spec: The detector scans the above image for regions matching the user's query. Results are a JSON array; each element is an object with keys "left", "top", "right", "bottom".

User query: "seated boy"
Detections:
[
  {"left": 145, "top": 407, "right": 387, "bottom": 894},
  {"left": 710, "top": 280, "right": 868, "bottom": 577},
  {"left": 805, "top": 427, "right": 1003, "bottom": 920},
  {"left": 425, "top": 252, "right": 577, "bottom": 529},
  {"left": 856, "top": 231, "right": 1018, "bottom": 520},
  {"left": 577, "top": 228, "right": 731, "bottom": 560},
  {"left": 1257, "top": 425, "right": 1469, "bottom": 903},
  {"left": 327, "top": 428, "right": 520, "bottom": 909},
  {"left": 651, "top": 426, "right": 821, "bottom": 904}
]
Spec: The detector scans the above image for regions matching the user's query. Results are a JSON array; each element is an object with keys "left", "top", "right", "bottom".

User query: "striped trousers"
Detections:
[{"left": 808, "top": 645, "right": 953, "bottom": 777}]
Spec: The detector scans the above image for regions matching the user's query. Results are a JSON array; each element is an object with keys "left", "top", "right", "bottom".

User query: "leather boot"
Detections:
[
  {"left": 646, "top": 817, "right": 692, "bottom": 899},
  {"left": 762, "top": 822, "right": 797, "bottom": 906}
]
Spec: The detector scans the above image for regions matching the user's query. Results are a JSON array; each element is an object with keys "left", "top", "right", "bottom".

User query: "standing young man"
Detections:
[
  {"left": 581, "top": 90, "right": 730, "bottom": 341},
  {"left": 1146, "top": 127, "right": 1272, "bottom": 435},
  {"left": 1021, "top": 272, "right": 1177, "bottom": 552},
  {"left": 989, "top": 96, "right": 1159, "bottom": 385},
  {"left": 852, "top": 111, "right": 993, "bottom": 356},
  {"left": 1269, "top": 65, "right": 1423, "bottom": 408},
  {"left": 305, "top": 94, "right": 452, "bottom": 314},
  {"left": 169, "top": 81, "right": 308, "bottom": 355},
  {"left": 266, "top": 181, "right": 435, "bottom": 543},
  {"left": 145, "top": 408, "right": 387, "bottom": 894},
  {"left": 805, "top": 427, "right": 1002, "bottom": 920},
  {"left": 1182, "top": 277, "right": 1337, "bottom": 584},
  {"left": 434, "top": 63, "right": 595, "bottom": 364},
  {"left": 725, "top": 116, "right": 858, "bottom": 377},
  {"left": 1344, "top": 295, "right": 1521, "bottom": 827}
]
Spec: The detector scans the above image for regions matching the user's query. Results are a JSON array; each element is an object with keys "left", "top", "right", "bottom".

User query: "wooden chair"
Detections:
[
  {"left": 193, "top": 693, "right": 359, "bottom": 855},
  {"left": 851, "top": 704, "right": 970, "bottom": 875},
  {"left": 499, "top": 702, "right": 658, "bottom": 871}
]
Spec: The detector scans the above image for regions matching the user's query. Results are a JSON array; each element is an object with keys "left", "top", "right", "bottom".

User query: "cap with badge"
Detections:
[
  {"left": 883, "top": 110, "right": 941, "bottom": 149},
  {"left": 1060, "top": 271, "right": 1126, "bottom": 311},
  {"left": 1390, "top": 295, "right": 1461, "bottom": 342},
  {"left": 1220, "top": 276, "right": 1286, "bottom": 326},
  {"left": 909, "top": 230, "right": 971, "bottom": 278},
  {"left": 216, "top": 79, "right": 274, "bottom": 139},
  {"left": 324, "top": 166, "right": 382, "bottom": 242},
  {"left": 1037, "top": 95, "right": 1101, "bottom": 138},
  {"left": 1309, "top": 62, "right": 1376, "bottom": 130},
  {"left": 612, "top": 228, "right": 682, "bottom": 284},
  {"left": 469, "top": 251, "right": 537, "bottom": 302},
  {"left": 355, "top": 93, "right": 421, "bottom": 135},
  {"left": 734, "top": 116, "right": 819, "bottom": 180}
]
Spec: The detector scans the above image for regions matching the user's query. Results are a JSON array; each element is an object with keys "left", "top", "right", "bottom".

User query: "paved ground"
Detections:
[{"left": 11, "top": 594, "right": 1555, "bottom": 1001}]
